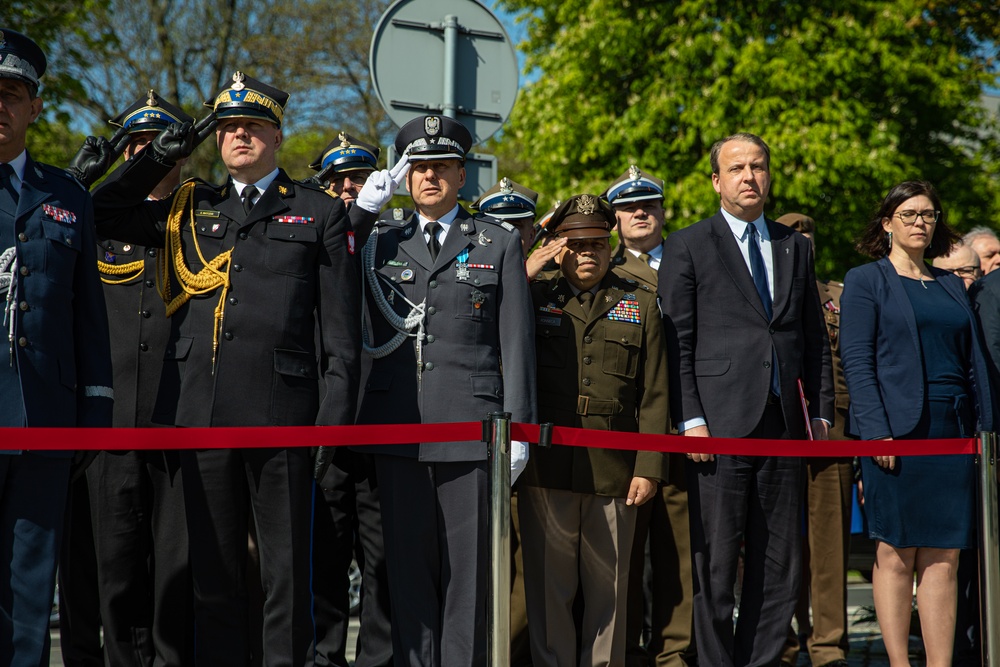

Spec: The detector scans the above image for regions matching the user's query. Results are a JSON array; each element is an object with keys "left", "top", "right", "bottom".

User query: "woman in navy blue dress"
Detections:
[{"left": 840, "top": 181, "right": 993, "bottom": 666}]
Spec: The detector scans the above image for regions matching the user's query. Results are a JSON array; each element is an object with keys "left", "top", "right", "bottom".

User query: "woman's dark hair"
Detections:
[{"left": 855, "top": 180, "right": 958, "bottom": 259}]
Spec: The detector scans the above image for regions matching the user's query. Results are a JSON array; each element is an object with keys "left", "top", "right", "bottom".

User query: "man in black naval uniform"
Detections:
[
  {"left": 0, "top": 29, "right": 114, "bottom": 665},
  {"left": 92, "top": 72, "right": 403, "bottom": 666},
  {"left": 357, "top": 115, "right": 537, "bottom": 667},
  {"left": 79, "top": 91, "right": 194, "bottom": 666},
  {"left": 308, "top": 130, "right": 394, "bottom": 667}
]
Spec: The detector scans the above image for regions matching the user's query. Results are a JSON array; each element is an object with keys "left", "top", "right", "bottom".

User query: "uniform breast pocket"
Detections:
[
  {"left": 40, "top": 219, "right": 81, "bottom": 286},
  {"left": 265, "top": 224, "right": 318, "bottom": 277},
  {"left": 602, "top": 326, "right": 641, "bottom": 378},
  {"left": 455, "top": 270, "right": 499, "bottom": 321}
]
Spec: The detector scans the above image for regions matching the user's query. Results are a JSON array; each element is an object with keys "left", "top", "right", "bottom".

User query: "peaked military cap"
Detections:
[
  {"left": 471, "top": 178, "right": 538, "bottom": 220},
  {"left": 535, "top": 200, "right": 561, "bottom": 235},
  {"left": 604, "top": 165, "right": 664, "bottom": 206},
  {"left": 110, "top": 89, "right": 193, "bottom": 135},
  {"left": 0, "top": 29, "right": 46, "bottom": 89},
  {"left": 206, "top": 71, "right": 288, "bottom": 127},
  {"left": 394, "top": 115, "right": 472, "bottom": 162},
  {"left": 309, "top": 132, "right": 380, "bottom": 175},
  {"left": 775, "top": 212, "right": 816, "bottom": 235},
  {"left": 549, "top": 194, "right": 614, "bottom": 240}
]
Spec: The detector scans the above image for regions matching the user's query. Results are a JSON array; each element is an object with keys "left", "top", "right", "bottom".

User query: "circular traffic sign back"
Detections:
[{"left": 370, "top": 0, "right": 520, "bottom": 146}]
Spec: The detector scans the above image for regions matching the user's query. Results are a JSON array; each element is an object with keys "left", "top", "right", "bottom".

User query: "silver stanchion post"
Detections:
[
  {"left": 487, "top": 412, "right": 512, "bottom": 667},
  {"left": 978, "top": 431, "right": 999, "bottom": 666}
]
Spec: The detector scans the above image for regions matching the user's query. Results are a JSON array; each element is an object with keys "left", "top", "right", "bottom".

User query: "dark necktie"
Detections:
[
  {"left": 0, "top": 164, "right": 18, "bottom": 214},
  {"left": 747, "top": 222, "right": 780, "bottom": 396},
  {"left": 578, "top": 290, "right": 594, "bottom": 316},
  {"left": 242, "top": 185, "right": 258, "bottom": 217},
  {"left": 426, "top": 221, "right": 441, "bottom": 261}
]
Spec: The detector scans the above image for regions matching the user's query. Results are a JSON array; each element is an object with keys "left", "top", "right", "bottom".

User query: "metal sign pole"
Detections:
[
  {"left": 442, "top": 14, "right": 459, "bottom": 119},
  {"left": 487, "top": 412, "right": 511, "bottom": 667},
  {"left": 978, "top": 431, "right": 1000, "bottom": 666}
]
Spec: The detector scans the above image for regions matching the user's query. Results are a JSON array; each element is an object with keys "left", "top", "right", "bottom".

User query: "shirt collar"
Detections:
[
  {"left": 2, "top": 151, "right": 28, "bottom": 191},
  {"left": 418, "top": 205, "right": 461, "bottom": 235},
  {"left": 628, "top": 243, "right": 663, "bottom": 262},
  {"left": 721, "top": 208, "right": 769, "bottom": 242},
  {"left": 233, "top": 168, "right": 280, "bottom": 197}
]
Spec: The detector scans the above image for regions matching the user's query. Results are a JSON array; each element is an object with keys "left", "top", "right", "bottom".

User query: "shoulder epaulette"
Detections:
[
  {"left": 37, "top": 162, "right": 88, "bottom": 192},
  {"left": 477, "top": 212, "right": 517, "bottom": 233}
]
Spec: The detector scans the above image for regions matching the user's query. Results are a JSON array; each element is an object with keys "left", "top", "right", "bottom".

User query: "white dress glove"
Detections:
[
  {"left": 354, "top": 154, "right": 409, "bottom": 213},
  {"left": 510, "top": 440, "right": 528, "bottom": 486}
]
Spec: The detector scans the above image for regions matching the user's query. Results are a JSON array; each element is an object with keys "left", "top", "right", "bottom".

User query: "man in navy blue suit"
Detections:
[
  {"left": 0, "top": 29, "right": 114, "bottom": 665},
  {"left": 659, "top": 133, "right": 833, "bottom": 667}
]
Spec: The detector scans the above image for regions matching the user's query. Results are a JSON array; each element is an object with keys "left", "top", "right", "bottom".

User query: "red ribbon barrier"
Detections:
[{"left": 6, "top": 423, "right": 979, "bottom": 456}]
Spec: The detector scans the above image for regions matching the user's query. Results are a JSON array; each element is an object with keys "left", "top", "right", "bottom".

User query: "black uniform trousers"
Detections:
[
  {"left": 686, "top": 403, "right": 802, "bottom": 667},
  {"left": 86, "top": 450, "right": 192, "bottom": 666},
  {"left": 375, "top": 455, "right": 487, "bottom": 667},
  {"left": 58, "top": 474, "right": 103, "bottom": 667},
  {"left": 0, "top": 454, "right": 72, "bottom": 667},
  {"left": 313, "top": 448, "right": 393, "bottom": 667},
  {"left": 180, "top": 446, "right": 314, "bottom": 667}
]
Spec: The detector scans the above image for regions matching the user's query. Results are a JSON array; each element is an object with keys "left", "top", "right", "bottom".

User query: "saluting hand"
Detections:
[
  {"left": 66, "top": 127, "right": 130, "bottom": 188},
  {"left": 151, "top": 113, "right": 217, "bottom": 164},
  {"left": 526, "top": 237, "right": 566, "bottom": 280},
  {"left": 354, "top": 154, "right": 410, "bottom": 213}
]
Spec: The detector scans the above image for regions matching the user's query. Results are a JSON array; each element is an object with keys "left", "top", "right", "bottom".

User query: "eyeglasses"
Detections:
[
  {"left": 949, "top": 266, "right": 983, "bottom": 279},
  {"left": 894, "top": 209, "right": 940, "bottom": 225}
]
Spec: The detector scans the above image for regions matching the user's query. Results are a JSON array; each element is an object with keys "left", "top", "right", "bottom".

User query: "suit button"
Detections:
[
  {"left": 18, "top": 301, "right": 27, "bottom": 311},
  {"left": 584, "top": 335, "right": 593, "bottom": 344},
  {"left": 229, "top": 297, "right": 238, "bottom": 305},
  {"left": 17, "top": 337, "right": 26, "bottom": 347},
  {"left": 224, "top": 332, "right": 234, "bottom": 341},
  {"left": 427, "top": 306, "right": 436, "bottom": 315},
  {"left": 19, "top": 266, "right": 29, "bottom": 276},
  {"left": 583, "top": 356, "right": 591, "bottom": 364},
  {"left": 429, "top": 280, "right": 438, "bottom": 288},
  {"left": 582, "top": 378, "right": 591, "bottom": 386},
  {"left": 763, "top": 361, "right": 771, "bottom": 369},
  {"left": 426, "top": 335, "right": 435, "bottom": 343},
  {"left": 474, "top": 278, "right": 481, "bottom": 285},
  {"left": 65, "top": 237, "right": 72, "bottom": 246},
  {"left": 139, "top": 343, "right": 148, "bottom": 352},
  {"left": 621, "top": 337, "right": 628, "bottom": 343},
  {"left": 233, "top": 264, "right": 243, "bottom": 272},
  {"left": 147, "top": 249, "right": 157, "bottom": 258},
  {"left": 425, "top": 362, "right": 434, "bottom": 371},
  {"left": 768, "top": 327, "right": 774, "bottom": 334},
  {"left": 145, "top": 279, "right": 155, "bottom": 288},
  {"left": 17, "top": 233, "right": 27, "bottom": 242},
  {"left": 239, "top": 232, "right": 248, "bottom": 240},
  {"left": 141, "top": 310, "right": 151, "bottom": 318}
]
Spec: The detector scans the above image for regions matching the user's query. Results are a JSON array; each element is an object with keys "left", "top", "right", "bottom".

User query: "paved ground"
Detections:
[{"left": 46, "top": 576, "right": 927, "bottom": 666}]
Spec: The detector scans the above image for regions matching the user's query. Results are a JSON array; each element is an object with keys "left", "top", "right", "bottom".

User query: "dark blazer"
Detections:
[
  {"left": 520, "top": 270, "right": 669, "bottom": 496},
  {"left": 1, "top": 154, "right": 113, "bottom": 433},
  {"left": 92, "top": 150, "right": 363, "bottom": 427},
  {"left": 357, "top": 207, "right": 537, "bottom": 462},
  {"left": 841, "top": 257, "right": 994, "bottom": 439},
  {"left": 659, "top": 212, "right": 833, "bottom": 439}
]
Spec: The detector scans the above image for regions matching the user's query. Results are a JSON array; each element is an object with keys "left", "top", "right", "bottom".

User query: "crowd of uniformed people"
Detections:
[{"left": 0, "top": 26, "right": 994, "bottom": 667}]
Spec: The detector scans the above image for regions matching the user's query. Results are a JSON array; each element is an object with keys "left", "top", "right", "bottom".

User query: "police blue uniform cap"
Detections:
[
  {"left": 309, "top": 132, "right": 380, "bottom": 174},
  {"left": 109, "top": 89, "right": 193, "bottom": 135},
  {"left": 549, "top": 194, "right": 614, "bottom": 240},
  {"left": 604, "top": 165, "right": 664, "bottom": 206},
  {"left": 0, "top": 29, "right": 46, "bottom": 89},
  {"left": 470, "top": 177, "right": 539, "bottom": 221},
  {"left": 393, "top": 115, "right": 472, "bottom": 162},
  {"left": 206, "top": 71, "right": 288, "bottom": 127}
]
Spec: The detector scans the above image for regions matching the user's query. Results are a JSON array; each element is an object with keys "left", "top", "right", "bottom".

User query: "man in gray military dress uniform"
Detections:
[{"left": 357, "top": 115, "right": 536, "bottom": 667}]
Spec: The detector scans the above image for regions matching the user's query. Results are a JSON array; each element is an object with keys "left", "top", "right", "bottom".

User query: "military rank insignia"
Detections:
[
  {"left": 277, "top": 185, "right": 289, "bottom": 195},
  {"left": 607, "top": 296, "right": 642, "bottom": 324},
  {"left": 43, "top": 204, "right": 77, "bottom": 224}
]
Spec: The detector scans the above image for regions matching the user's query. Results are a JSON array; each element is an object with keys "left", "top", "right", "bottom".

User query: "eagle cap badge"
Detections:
[
  {"left": 628, "top": 164, "right": 641, "bottom": 181},
  {"left": 577, "top": 194, "right": 597, "bottom": 215},
  {"left": 231, "top": 71, "right": 246, "bottom": 91},
  {"left": 425, "top": 116, "right": 441, "bottom": 136}
]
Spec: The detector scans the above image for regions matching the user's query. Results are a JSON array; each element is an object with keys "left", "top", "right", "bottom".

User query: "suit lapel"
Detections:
[
  {"left": 709, "top": 213, "right": 768, "bottom": 321},
  {"left": 878, "top": 256, "right": 922, "bottom": 357},
  {"left": 769, "top": 220, "right": 794, "bottom": 319},
  {"left": 242, "top": 172, "right": 292, "bottom": 228},
  {"left": 398, "top": 214, "right": 434, "bottom": 270},
  {"left": 216, "top": 181, "right": 244, "bottom": 224},
  {"left": 589, "top": 279, "right": 622, "bottom": 324},
  {"left": 16, "top": 157, "right": 51, "bottom": 225}
]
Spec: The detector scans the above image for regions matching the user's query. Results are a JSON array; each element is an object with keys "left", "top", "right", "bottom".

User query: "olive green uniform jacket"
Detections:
[{"left": 519, "top": 270, "right": 670, "bottom": 497}]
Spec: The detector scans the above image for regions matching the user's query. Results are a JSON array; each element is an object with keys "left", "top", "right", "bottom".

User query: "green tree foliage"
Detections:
[
  {"left": 5, "top": 0, "right": 394, "bottom": 182},
  {"left": 495, "top": 0, "right": 1000, "bottom": 276}
]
